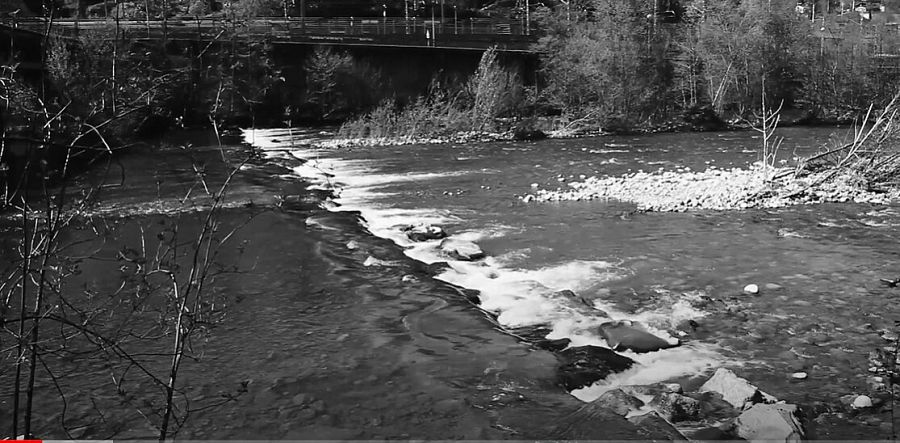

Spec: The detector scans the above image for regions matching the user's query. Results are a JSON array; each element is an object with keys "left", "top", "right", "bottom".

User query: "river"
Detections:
[
  {"left": 246, "top": 125, "right": 900, "bottom": 439},
  {"left": 1, "top": 127, "right": 897, "bottom": 438}
]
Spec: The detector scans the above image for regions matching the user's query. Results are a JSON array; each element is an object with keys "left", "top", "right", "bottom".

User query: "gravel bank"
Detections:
[
  {"left": 524, "top": 163, "right": 900, "bottom": 212},
  {"left": 318, "top": 131, "right": 512, "bottom": 149}
]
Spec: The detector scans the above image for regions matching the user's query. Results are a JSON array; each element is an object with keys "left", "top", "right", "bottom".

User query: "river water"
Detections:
[
  {"left": 3, "top": 127, "right": 899, "bottom": 438},
  {"left": 245, "top": 126, "right": 900, "bottom": 438}
]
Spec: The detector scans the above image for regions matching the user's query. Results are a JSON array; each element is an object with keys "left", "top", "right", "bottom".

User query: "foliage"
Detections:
[
  {"left": 533, "top": 0, "right": 673, "bottom": 128},
  {"left": 301, "top": 47, "right": 384, "bottom": 122},
  {"left": 534, "top": 0, "right": 900, "bottom": 128},
  {"left": 338, "top": 47, "right": 522, "bottom": 139},
  {"left": 465, "top": 47, "right": 522, "bottom": 129}
]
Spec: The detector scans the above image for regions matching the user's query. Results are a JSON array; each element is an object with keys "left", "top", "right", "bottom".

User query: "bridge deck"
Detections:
[{"left": 1, "top": 17, "right": 538, "bottom": 52}]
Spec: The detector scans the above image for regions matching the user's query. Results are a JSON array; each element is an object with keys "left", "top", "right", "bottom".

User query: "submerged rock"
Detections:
[
  {"left": 598, "top": 320, "right": 679, "bottom": 353},
  {"left": 557, "top": 345, "right": 636, "bottom": 391},
  {"left": 439, "top": 238, "right": 485, "bottom": 261},
  {"left": 548, "top": 397, "right": 644, "bottom": 439},
  {"left": 592, "top": 388, "right": 645, "bottom": 416},
  {"left": 648, "top": 392, "right": 702, "bottom": 422},
  {"left": 699, "top": 368, "right": 775, "bottom": 409},
  {"left": 628, "top": 411, "right": 689, "bottom": 441},
  {"left": 549, "top": 290, "right": 608, "bottom": 317},
  {"left": 733, "top": 403, "right": 806, "bottom": 442},
  {"left": 535, "top": 337, "right": 572, "bottom": 352},
  {"left": 401, "top": 224, "right": 447, "bottom": 242}
]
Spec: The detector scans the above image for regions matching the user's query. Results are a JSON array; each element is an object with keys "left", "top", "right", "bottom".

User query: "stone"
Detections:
[
  {"left": 699, "top": 368, "right": 775, "bottom": 409},
  {"left": 851, "top": 395, "right": 873, "bottom": 409},
  {"left": 556, "top": 345, "right": 636, "bottom": 391},
  {"left": 439, "top": 238, "right": 485, "bottom": 261},
  {"left": 592, "top": 388, "right": 645, "bottom": 416},
  {"left": 662, "top": 383, "right": 684, "bottom": 394},
  {"left": 734, "top": 403, "right": 805, "bottom": 442},
  {"left": 791, "top": 372, "right": 808, "bottom": 380},
  {"left": 401, "top": 274, "right": 416, "bottom": 282},
  {"left": 743, "top": 284, "right": 760, "bottom": 295},
  {"left": 598, "top": 320, "right": 679, "bottom": 353},
  {"left": 401, "top": 224, "right": 447, "bottom": 242},
  {"left": 649, "top": 392, "right": 702, "bottom": 422},
  {"left": 628, "top": 411, "right": 689, "bottom": 441}
]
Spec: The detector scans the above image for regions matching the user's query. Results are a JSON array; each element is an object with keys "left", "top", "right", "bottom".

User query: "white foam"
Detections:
[
  {"left": 571, "top": 343, "right": 722, "bottom": 402},
  {"left": 436, "top": 259, "right": 622, "bottom": 328},
  {"left": 363, "top": 256, "right": 399, "bottom": 267}
]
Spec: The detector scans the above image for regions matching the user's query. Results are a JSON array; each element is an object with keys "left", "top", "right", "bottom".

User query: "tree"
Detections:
[{"left": 534, "top": 0, "right": 670, "bottom": 127}]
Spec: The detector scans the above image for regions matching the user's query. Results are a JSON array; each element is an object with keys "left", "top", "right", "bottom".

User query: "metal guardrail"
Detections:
[
  {"left": 3, "top": 16, "right": 534, "bottom": 37},
  {"left": 0, "top": 17, "right": 538, "bottom": 51}
]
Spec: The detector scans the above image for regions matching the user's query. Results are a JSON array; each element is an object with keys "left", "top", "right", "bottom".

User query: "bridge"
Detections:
[{"left": 0, "top": 16, "right": 539, "bottom": 52}]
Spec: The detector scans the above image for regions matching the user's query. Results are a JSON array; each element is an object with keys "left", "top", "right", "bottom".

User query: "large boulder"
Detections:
[
  {"left": 557, "top": 346, "right": 636, "bottom": 391},
  {"left": 648, "top": 392, "right": 702, "bottom": 422},
  {"left": 628, "top": 411, "right": 689, "bottom": 441},
  {"left": 592, "top": 388, "right": 645, "bottom": 416},
  {"left": 733, "top": 403, "right": 806, "bottom": 442},
  {"left": 699, "top": 368, "right": 776, "bottom": 409},
  {"left": 401, "top": 224, "right": 447, "bottom": 242},
  {"left": 599, "top": 320, "right": 679, "bottom": 353},
  {"left": 439, "top": 238, "right": 485, "bottom": 261}
]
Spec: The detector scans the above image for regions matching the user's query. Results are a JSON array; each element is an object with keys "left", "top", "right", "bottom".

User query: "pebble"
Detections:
[
  {"left": 791, "top": 372, "right": 808, "bottom": 380},
  {"left": 743, "top": 284, "right": 759, "bottom": 295}
]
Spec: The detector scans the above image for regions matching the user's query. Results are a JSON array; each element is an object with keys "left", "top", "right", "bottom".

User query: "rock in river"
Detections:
[
  {"left": 439, "top": 238, "right": 485, "bottom": 261},
  {"left": 733, "top": 403, "right": 806, "bottom": 442},
  {"left": 699, "top": 367, "right": 776, "bottom": 409},
  {"left": 629, "top": 411, "right": 689, "bottom": 441},
  {"left": 401, "top": 224, "right": 447, "bottom": 242},
  {"left": 598, "top": 320, "right": 679, "bottom": 353},
  {"left": 557, "top": 345, "right": 636, "bottom": 391},
  {"left": 592, "top": 388, "right": 645, "bottom": 416},
  {"left": 648, "top": 392, "right": 702, "bottom": 422}
]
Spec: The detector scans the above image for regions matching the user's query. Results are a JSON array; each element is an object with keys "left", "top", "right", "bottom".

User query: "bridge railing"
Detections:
[{"left": 5, "top": 16, "right": 532, "bottom": 38}]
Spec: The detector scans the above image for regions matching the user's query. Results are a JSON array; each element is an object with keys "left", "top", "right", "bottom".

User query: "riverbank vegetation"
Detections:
[
  {"left": 536, "top": 0, "right": 900, "bottom": 132},
  {"left": 321, "top": 0, "right": 900, "bottom": 140},
  {"left": 337, "top": 47, "right": 521, "bottom": 140}
]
